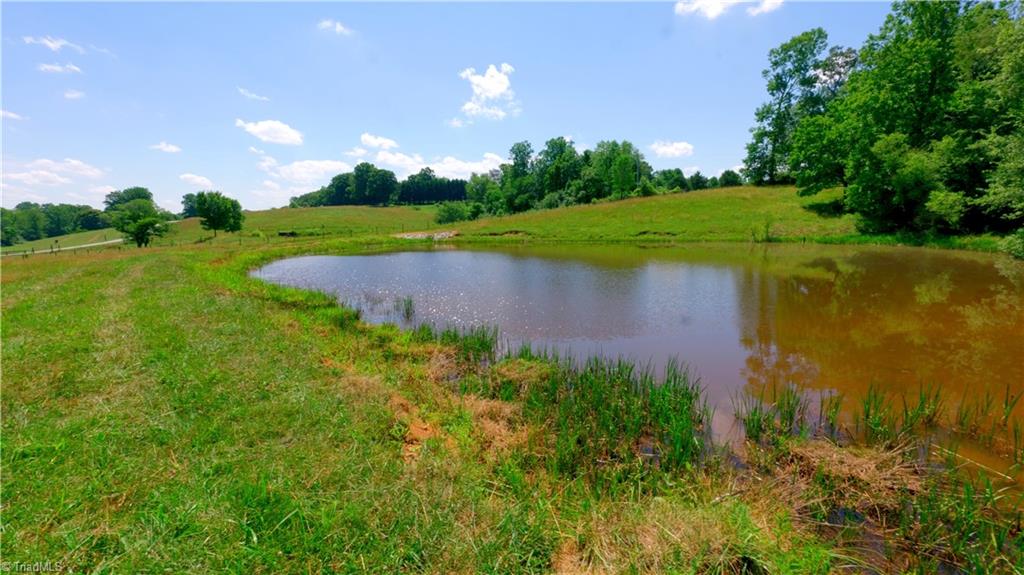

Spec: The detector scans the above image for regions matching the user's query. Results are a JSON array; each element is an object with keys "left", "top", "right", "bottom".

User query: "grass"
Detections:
[
  {"left": 0, "top": 228, "right": 121, "bottom": 253},
  {"left": 2, "top": 194, "right": 1020, "bottom": 572},
  {"left": 7, "top": 186, "right": 1009, "bottom": 256}
]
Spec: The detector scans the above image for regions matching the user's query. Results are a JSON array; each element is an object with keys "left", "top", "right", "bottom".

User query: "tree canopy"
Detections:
[
  {"left": 195, "top": 191, "right": 245, "bottom": 236},
  {"left": 747, "top": 1, "right": 1024, "bottom": 235}
]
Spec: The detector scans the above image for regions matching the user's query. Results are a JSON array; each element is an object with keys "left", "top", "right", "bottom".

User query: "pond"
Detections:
[{"left": 254, "top": 243, "right": 1024, "bottom": 469}]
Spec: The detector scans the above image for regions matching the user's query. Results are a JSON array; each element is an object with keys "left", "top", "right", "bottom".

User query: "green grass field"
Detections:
[
  {"left": 1, "top": 228, "right": 122, "bottom": 254},
  {"left": 2, "top": 194, "right": 1020, "bottom": 572}
]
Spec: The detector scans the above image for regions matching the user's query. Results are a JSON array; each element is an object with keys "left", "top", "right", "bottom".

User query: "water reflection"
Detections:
[{"left": 253, "top": 243, "right": 1024, "bottom": 436}]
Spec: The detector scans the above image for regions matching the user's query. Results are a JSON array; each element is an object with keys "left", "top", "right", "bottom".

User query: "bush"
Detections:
[
  {"left": 1000, "top": 228, "right": 1024, "bottom": 259},
  {"left": 435, "top": 202, "right": 480, "bottom": 225}
]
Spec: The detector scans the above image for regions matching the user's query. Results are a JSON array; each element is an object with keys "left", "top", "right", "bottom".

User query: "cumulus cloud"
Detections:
[
  {"left": 344, "top": 147, "right": 368, "bottom": 158},
  {"left": 747, "top": 0, "right": 783, "bottom": 15},
  {"left": 150, "top": 141, "right": 182, "bottom": 153},
  {"left": 1, "top": 110, "right": 25, "bottom": 120},
  {"left": 26, "top": 158, "right": 104, "bottom": 178},
  {"left": 374, "top": 150, "right": 504, "bottom": 180},
  {"left": 447, "top": 118, "right": 465, "bottom": 128},
  {"left": 238, "top": 87, "right": 270, "bottom": 101},
  {"left": 179, "top": 173, "right": 214, "bottom": 188},
  {"left": 674, "top": 0, "right": 782, "bottom": 19},
  {"left": 275, "top": 160, "right": 352, "bottom": 184},
  {"left": 457, "top": 63, "right": 520, "bottom": 122},
  {"left": 5, "top": 170, "right": 72, "bottom": 186},
  {"left": 318, "top": 19, "right": 353, "bottom": 36},
  {"left": 248, "top": 146, "right": 266, "bottom": 155},
  {"left": 649, "top": 140, "right": 695, "bottom": 158},
  {"left": 428, "top": 153, "right": 504, "bottom": 180},
  {"left": 360, "top": 133, "right": 399, "bottom": 150},
  {"left": 38, "top": 62, "right": 82, "bottom": 74},
  {"left": 64, "top": 89, "right": 85, "bottom": 100},
  {"left": 89, "top": 184, "right": 117, "bottom": 195},
  {"left": 23, "top": 36, "right": 84, "bottom": 53},
  {"left": 235, "top": 118, "right": 303, "bottom": 145},
  {"left": 374, "top": 151, "right": 425, "bottom": 177}
]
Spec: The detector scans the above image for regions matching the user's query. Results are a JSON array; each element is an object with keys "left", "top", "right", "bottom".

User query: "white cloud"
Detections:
[
  {"left": 344, "top": 146, "right": 368, "bottom": 158},
  {"left": 1, "top": 110, "right": 25, "bottom": 120},
  {"left": 150, "top": 141, "right": 182, "bottom": 153},
  {"left": 274, "top": 160, "right": 351, "bottom": 184},
  {"left": 38, "top": 62, "right": 82, "bottom": 74},
  {"left": 360, "top": 133, "right": 399, "bottom": 150},
  {"left": 23, "top": 36, "right": 84, "bottom": 53},
  {"left": 374, "top": 151, "right": 425, "bottom": 177},
  {"left": 262, "top": 180, "right": 281, "bottom": 190},
  {"left": 89, "top": 185, "right": 117, "bottom": 195},
  {"left": 179, "top": 173, "right": 214, "bottom": 189},
  {"left": 674, "top": 0, "right": 782, "bottom": 19},
  {"left": 248, "top": 146, "right": 266, "bottom": 155},
  {"left": 747, "top": 0, "right": 783, "bottom": 15},
  {"left": 457, "top": 63, "right": 519, "bottom": 122},
  {"left": 318, "top": 19, "right": 353, "bottom": 36},
  {"left": 374, "top": 150, "right": 503, "bottom": 180},
  {"left": 4, "top": 170, "right": 72, "bottom": 186},
  {"left": 447, "top": 118, "right": 465, "bottom": 128},
  {"left": 257, "top": 154, "right": 279, "bottom": 173},
  {"left": 238, "top": 87, "right": 270, "bottom": 101},
  {"left": 649, "top": 140, "right": 695, "bottom": 158},
  {"left": 26, "top": 158, "right": 104, "bottom": 178},
  {"left": 428, "top": 153, "right": 504, "bottom": 180},
  {"left": 235, "top": 118, "right": 303, "bottom": 145},
  {"left": 64, "top": 89, "right": 85, "bottom": 100}
]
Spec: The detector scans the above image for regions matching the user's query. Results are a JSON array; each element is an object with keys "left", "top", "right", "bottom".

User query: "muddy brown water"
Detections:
[{"left": 253, "top": 243, "right": 1024, "bottom": 475}]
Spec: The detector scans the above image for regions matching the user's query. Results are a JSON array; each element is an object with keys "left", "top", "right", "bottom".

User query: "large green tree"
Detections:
[
  {"left": 104, "top": 187, "right": 154, "bottom": 212},
  {"left": 111, "top": 198, "right": 167, "bottom": 247},
  {"left": 743, "top": 28, "right": 830, "bottom": 185},
  {"left": 195, "top": 191, "right": 245, "bottom": 236}
]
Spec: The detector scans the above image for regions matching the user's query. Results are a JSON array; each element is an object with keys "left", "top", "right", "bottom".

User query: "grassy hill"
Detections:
[
  {"left": 4, "top": 186, "right": 1004, "bottom": 256},
  {"left": 458, "top": 185, "right": 856, "bottom": 242},
  {"left": 3, "top": 204, "right": 439, "bottom": 254}
]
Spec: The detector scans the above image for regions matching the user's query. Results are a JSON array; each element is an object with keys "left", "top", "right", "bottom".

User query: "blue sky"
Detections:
[{"left": 2, "top": 1, "right": 893, "bottom": 211}]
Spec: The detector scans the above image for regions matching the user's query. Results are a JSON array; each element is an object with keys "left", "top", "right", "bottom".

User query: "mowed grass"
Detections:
[
  {"left": 0, "top": 228, "right": 122, "bottom": 254},
  {"left": 1, "top": 240, "right": 837, "bottom": 573},
  {"left": 157, "top": 204, "right": 439, "bottom": 246},
  {"left": 457, "top": 186, "right": 857, "bottom": 242}
]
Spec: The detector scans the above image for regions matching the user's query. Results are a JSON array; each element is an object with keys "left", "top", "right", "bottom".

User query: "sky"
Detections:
[{"left": 1, "top": 1, "right": 894, "bottom": 211}]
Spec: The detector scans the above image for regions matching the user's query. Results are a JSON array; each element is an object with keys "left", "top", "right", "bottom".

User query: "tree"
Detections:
[
  {"left": 719, "top": 170, "right": 744, "bottom": 187},
  {"left": 1, "top": 208, "right": 21, "bottom": 246},
  {"left": 111, "top": 198, "right": 167, "bottom": 247},
  {"left": 688, "top": 171, "right": 710, "bottom": 190},
  {"left": 195, "top": 191, "right": 244, "bottom": 236},
  {"left": 181, "top": 193, "right": 199, "bottom": 218},
  {"left": 743, "top": 28, "right": 830, "bottom": 184},
  {"left": 104, "top": 187, "right": 154, "bottom": 212},
  {"left": 653, "top": 169, "right": 689, "bottom": 191}
]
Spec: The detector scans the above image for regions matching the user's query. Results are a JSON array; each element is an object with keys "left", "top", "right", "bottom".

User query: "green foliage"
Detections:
[
  {"left": 181, "top": 192, "right": 199, "bottom": 218},
  {"left": 0, "top": 202, "right": 112, "bottom": 246},
  {"left": 110, "top": 198, "right": 167, "bottom": 247},
  {"left": 718, "top": 169, "right": 743, "bottom": 187},
  {"left": 784, "top": 1, "right": 1024, "bottom": 237},
  {"left": 195, "top": 191, "right": 245, "bottom": 236},
  {"left": 743, "top": 28, "right": 833, "bottom": 185},
  {"left": 434, "top": 201, "right": 482, "bottom": 225},
  {"left": 104, "top": 186, "right": 153, "bottom": 212},
  {"left": 1000, "top": 228, "right": 1024, "bottom": 259}
]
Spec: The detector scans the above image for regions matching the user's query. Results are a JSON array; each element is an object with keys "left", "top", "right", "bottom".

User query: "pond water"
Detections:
[{"left": 254, "top": 243, "right": 1024, "bottom": 468}]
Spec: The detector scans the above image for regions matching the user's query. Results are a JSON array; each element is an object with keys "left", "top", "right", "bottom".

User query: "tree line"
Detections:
[
  {"left": 1, "top": 202, "right": 111, "bottom": 246},
  {"left": 288, "top": 141, "right": 743, "bottom": 223},
  {"left": 743, "top": 0, "right": 1023, "bottom": 237}
]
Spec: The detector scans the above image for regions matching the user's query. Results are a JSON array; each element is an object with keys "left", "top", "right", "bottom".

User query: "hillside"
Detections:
[{"left": 457, "top": 186, "right": 857, "bottom": 242}]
